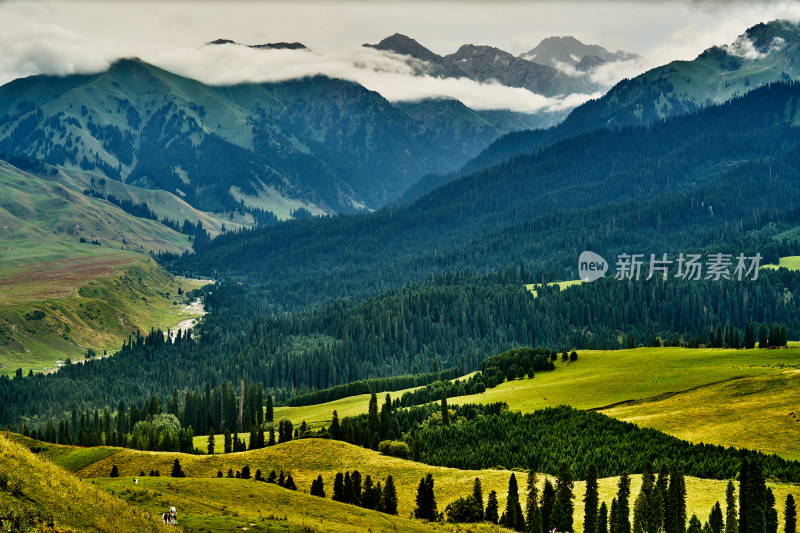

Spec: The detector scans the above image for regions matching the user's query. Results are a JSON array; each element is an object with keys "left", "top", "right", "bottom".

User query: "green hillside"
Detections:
[
  {"left": 259, "top": 347, "right": 800, "bottom": 461},
  {"left": 0, "top": 432, "right": 167, "bottom": 532},
  {"left": 13, "top": 436, "right": 800, "bottom": 533},
  {"left": 0, "top": 162, "right": 208, "bottom": 375}
]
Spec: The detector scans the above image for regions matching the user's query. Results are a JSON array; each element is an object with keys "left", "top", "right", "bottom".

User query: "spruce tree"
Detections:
[
  {"left": 486, "top": 490, "right": 499, "bottom": 524},
  {"left": 344, "top": 471, "right": 354, "bottom": 504},
  {"left": 633, "top": 491, "right": 649, "bottom": 533},
  {"left": 542, "top": 479, "right": 557, "bottom": 533},
  {"left": 474, "top": 478, "right": 485, "bottom": 522},
  {"left": 441, "top": 393, "right": 450, "bottom": 426},
  {"left": 268, "top": 426, "right": 276, "bottom": 446},
  {"left": 552, "top": 462, "right": 574, "bottom": 533},
  {"left": 765, "top": 489, "right": 777, "bottom": 533},
  {"left": 207, "top": 429, "right": 215, "bottom": 454},
  {"left": 725, "top": 481, "right": 738, "bottom": 533},
  {"left": 361, "top": 476, "right": 375, "bottom": 509},
  {"left": 333, "top": 472, "right": 344, "bottom": 502},
  {"left": 688, "top": 515, "right": 702, "bottom": 533},
  {"left": 528, "top": 471, "right": 543, "bottom": 533},
  {"left": 616, "top": 473, "right": 632, "bottom": 533},
  {"left": 311, "top": 475, "right": 325, "bottom": 497},
  {"left": 352, "top": 470, "right": 362, "bottom": 505},
  {"left": 368, "top": 393, "right": 379, "bottom": 444},
  {"left": 502, "top": 473, "right": 525, "bottom": 531},
  {"left": 266, "top": 394, "right": 273, "bottom": 422},
  {"left": 740, "top": 460, "right": 751, "bottom": 533},
  {"left": 758, "top": 324, "right": 768, "bottom": 348},
  {"left": 382, "top": 475, "right": 399, "bottom": 515},
  {"left": 330, "top": 410, "right": 340, "bottom": 440},
  {"left": 709, "top": 502, "right": 724, "bottom": 533},
  {"left": 597, "top": 502, "right": 608, "bottom": 533},
  {"left": 610, "top": 499, "right": 619, "bottom": 533},
  {"left": 414, "top": 473, "right": 437, "bottom": 521},
  {"left": 785, "top": 495, "right": 796, "bottom": 533},
  {"left": 584, "top": 464, "right": 599, "bottom": 533},
  {"left": 223, "top": 428, "right": 232, "bottom": 453},
  {"left": 648, "top": 486, "right": 665, "bottom": 533}
]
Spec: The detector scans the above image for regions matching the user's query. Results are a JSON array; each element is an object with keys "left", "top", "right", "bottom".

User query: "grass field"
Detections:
[
  {"left": 524, "top": 279, "right": 583, "bottom": 297},
  {"left": 0, "top": 432, "right": 168, "bottom": 532},
  {"left": 256, "top": 347, "right": 800, "bottom": 460},
  {"left": 14, "top": 436, "right": 800, "bottom": 532},
  {"left": 763, "top": 256, "right": 800, "bottom": 271}
]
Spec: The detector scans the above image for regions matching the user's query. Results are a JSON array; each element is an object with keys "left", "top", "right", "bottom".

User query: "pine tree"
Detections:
[
  {"left": 527, "top": 471, "right": 543, "bottom": 533},
  {"left": 666, "top": 469, "right": 686, "bottom": 533},
  {"left": 758, "top": 324, "right": 768, "bottom": 348},
  {"left": 441, "top": 393, "right": 450, "bottom": 425},
  {"left": 285, "top": 474, "right": 296, "bottom": 490},
  {"left": 224, "top": 428, "right": 232, "bottom": 453},
  {"left": 688, "top": 515, "right": 702, "bottom": 533},
  {"left": 610, "top": 499, "right": 619, "bottom": 533},
  {"left": 268, "top": 426, "right": 276, "bottom": 446},
  {"left": 311, "top": 475, "right": 325, "bottom": 497},
  {"left": 502, "top": 473, "right": 525, "bottom": 531},
  {"left": 785, "top": 495, "right": 796, "bottom": 533},
  {"left": 368, "top": 393, "right": 379, "bottom": 445},
  {"left": 474, "top": 478, "right": 485, "bottom": 522},
  {"left": 765, "top": 489, "right": 777, "bottom": 533},
  {"left": 362, "top": 475, "right": 376, "bottom": 509},
  {"left": 552, "top": 462, "right": 574, "bottom": 533},
  {"left": 709, "top": 502, "right": 724, "bottom": 533},
  {"left": 725, "top": 481, "right": 738, "bottom": 533},
  {"left": 330, "top": 410, "right": 341, "bottom": 440},
  {"left": 333, "top": 472, "right": 344, "bottom": 502},
  {"left": 486, "top": 490, "right": 500, "bottom": 524},
  {"left": 542, "top": 479, "right": 557, "bottom": 533},
  {"left": 352, "top": 470, "right": 362, "bottom": 505},
  {"left": 633, "top": 491, "right": 649, "bottom": 533},
  {"left": 648, "top": 485, "right": 665, "bottom": 533},
  {"left": 344, "top": 471, "right": 355, "bottom": 504},
  {"left": 207, "top": 429, "right": 215, "bottom": 454},
  {"left": 584, "top": 464, "right": 599, "bottom": 533},
  {"left": 381, "top": 475, "right": 399, "bottom": 515},
  {"left": 266, "top": 394, "right": 273, "bottom": 422},
  {"left": 170, "top": 459, "right": 184, "bottom": 478},
  {"left": 616, "top": 473, "right": 632, "bottom": 533},
  {"left": 414, "top": 473, "right": 437, "bottom": 521},
  {"left": 597, "top": 502, "right": 609, "bottom": 533},
  {"left": 380, "top": 394, "right": 393, "bottom": 439}
]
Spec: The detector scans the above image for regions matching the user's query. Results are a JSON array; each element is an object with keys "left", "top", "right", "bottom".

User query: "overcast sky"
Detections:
[{"left": 1, "top": 1, "right": 799, "bottom": 111}]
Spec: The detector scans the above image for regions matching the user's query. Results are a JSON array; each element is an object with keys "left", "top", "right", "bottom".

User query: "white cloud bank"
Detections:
[{"left": 1, "top": 1, "right": 800, "bottom": 113}]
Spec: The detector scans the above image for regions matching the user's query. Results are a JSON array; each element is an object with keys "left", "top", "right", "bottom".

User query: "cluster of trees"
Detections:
[
  {"left": 317, "top": 471, "right": 399, "bottom": 515},
  {"left": 286, "top": 367, "right": 461, "bottom": 407}
]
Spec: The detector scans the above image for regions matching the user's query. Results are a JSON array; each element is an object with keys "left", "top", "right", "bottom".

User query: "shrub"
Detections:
[
  {"left": 378, "top": 440, "right": 410, "bottom": 459},
  {"left": 110, "top": 465, "right": 119, "bottom": 477}
]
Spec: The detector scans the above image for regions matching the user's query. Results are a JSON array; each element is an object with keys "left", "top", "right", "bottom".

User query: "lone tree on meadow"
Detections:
[
  {"left": 110, "top": 464, "right": 119, "bottom": 477},
  {"left": 170, "top": 459, "right": 185, "bottom": 478}
]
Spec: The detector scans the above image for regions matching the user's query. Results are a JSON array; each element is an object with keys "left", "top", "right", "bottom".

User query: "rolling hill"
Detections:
[
  {"left": 0, "top": 161, "right": 207, "bottom": 375},
  {"left": 11, "top": 435, "right": 800, "bottom": 533},
  {"left": 0, "top": 432, "right": 167, "bottom": 532}
]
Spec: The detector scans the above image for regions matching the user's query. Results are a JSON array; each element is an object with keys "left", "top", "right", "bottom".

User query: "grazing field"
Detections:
[
  {"left": 15, "top": 436, "right": 800, "bottom": 532},
  {"left": 524, "top": 279, "right": 583, "bottom": 297},
  {"left": 763, "top": 256, "right": 800, "bottom": 271},
  {"left": 0, "top": 432, "right": 167, "bottom": 532},
  {"left": 92, "top": 477, "right": 508, "bottom": 533},
  {"left": 258, "top": 347, "right": 800, "bottom": 460},
  {"left": 0, "top": 244, "right": 208, "bottom": 375}
]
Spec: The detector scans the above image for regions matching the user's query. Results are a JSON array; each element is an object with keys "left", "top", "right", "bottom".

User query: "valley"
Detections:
[{"left": 1, "top": 6, "right": 800, "bottom": 533}]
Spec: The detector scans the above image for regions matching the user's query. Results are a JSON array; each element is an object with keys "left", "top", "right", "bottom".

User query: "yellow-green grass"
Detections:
[
  {"left": 27, "top": 437, "right": 800, "bottom": 533},
  {"left": 0, "top": 247, "right": 209, "bottom": 375},
  {"left": 762, "top": 256, "right": 800, "bottom": 271},
  {"left": 0, "top": 432, "right": 168, "bottom": 532},
  {"left": 524, "top": 279, "right": 583, "bottom": 298},
  {"left": 92, "top": 477, "right": 509, "bottom": 533},
  {"left": 448, "top": 347, "right": 800, "bottom": 459},
  {"left": 260, "top": 347, "right": 800, "bottom": 460},
  {"left": 602, "top": 370, "right": 800, "bottom": 460}
]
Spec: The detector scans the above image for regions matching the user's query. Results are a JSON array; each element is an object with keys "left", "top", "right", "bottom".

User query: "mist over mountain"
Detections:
[
  {"left": 0, "top": 58, "right": 545, "bottom": 218},
  {"left": 521, "top": 36, "right": 638, "bottom": 70}
]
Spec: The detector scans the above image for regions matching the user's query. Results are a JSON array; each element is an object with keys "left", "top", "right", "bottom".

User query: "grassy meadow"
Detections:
[
  {"left": 0, "top": 432, "right": 167, "bottom": 532},
  {"left": 249, "top": 347, "right": 800, "bottom": 461},
  {"left": 12, "top": 436, "right": 800, "bottom": 533}
]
